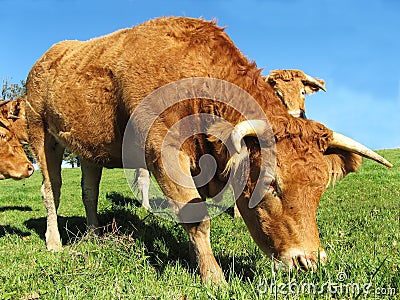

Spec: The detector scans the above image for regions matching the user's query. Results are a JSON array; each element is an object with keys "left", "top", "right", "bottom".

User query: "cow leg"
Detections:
[
  {"left": 231, "top": 184, "right": 241, "bottom": 218},
  {"left": 181, "top": 218, "right": 225, "bottom": 284},
  {"left": 80, "top": 160, "right": 102, "bottom": 231},
  {"left": 31, "top": 132, "right": 65, "bottom": 251},
  {"left": 137, "top": 168, "right": 151, "bottom": 210},
  {"left": 233, "top": 203, "right": 241, "bottom": 218},
  {"left": 151, "top": 150, "right": 224, "bottom": 283}
]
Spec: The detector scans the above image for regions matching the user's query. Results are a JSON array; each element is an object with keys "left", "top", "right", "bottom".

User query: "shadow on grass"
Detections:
[
  {"left": 106, "top": 191, "right": 141, "bottom": 207},
  {"left": 0, "top": 225, "right": 31, "bottom": 238},
  {"left": 105, "top": 191, "right": 171, "bottom": 210},
  {"left": 24, "top": 192, "right": 255, "bottom": 282},
  {"left": 0, "top": 205, "right": 33, "bottom": 212},
  {"left": 100, "top": 193, "right": 192, "bottom": 274},
  {"left": 104, "top": 192, "right": 256, "bottom": 281},
  {"left": 25, "top": 216, "right": 87, "bottom": 245}
]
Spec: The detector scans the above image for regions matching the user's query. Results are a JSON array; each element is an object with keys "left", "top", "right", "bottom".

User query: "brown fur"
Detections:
[{"left": 26, "top": 17, "right": 363, "bottom": 282}]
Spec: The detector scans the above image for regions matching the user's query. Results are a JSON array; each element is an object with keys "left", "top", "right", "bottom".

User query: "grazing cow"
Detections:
[
  {"left": 26, "top": 17, "right": 391, "bottom": 283},
  {"left": 134, "top": 69, "right": 327, "bottom": 213},
  {"left": 0, "top": 99, "right": 34, "bottom": 180}
]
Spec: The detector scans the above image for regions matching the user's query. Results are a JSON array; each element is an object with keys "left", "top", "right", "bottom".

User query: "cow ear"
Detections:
[
  {"left": 7, "top": 98, "right": 25, "bottom": 119},
  {"left": 0, "top": 116, "right": 11, "bottom": 128},
  {"left": 324, "top": 149, "right": 363, "bottom": 186},
  {"left": 0, "top": 100, "right": 10, "bottom": 119},
  {"left": 0, "top": 126, "right": 7, "bottom": 141},
  {"left": 0, "top": 100, "right": 11, "bottom": 107}
]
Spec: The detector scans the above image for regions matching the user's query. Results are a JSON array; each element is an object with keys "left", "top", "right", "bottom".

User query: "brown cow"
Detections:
[
  {"left": 134, "top": 69, "right": 327, "bottom": 213},
  {"left": 0, "top": 99, "right": 34, "bottom": 179},
  {"left": 26, "top": 17, "right": 391, "bottom": 283}
]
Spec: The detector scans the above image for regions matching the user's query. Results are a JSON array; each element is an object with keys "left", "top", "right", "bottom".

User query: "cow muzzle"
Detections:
[
  {"left": 10, "top": 162, "right": 34, "bottom": 180},
  {"left": 275, "top": 249, "right": 327, "bottom": 272},
  {"left": 287, "top": 109, "right": 306, "bottom": 119}
]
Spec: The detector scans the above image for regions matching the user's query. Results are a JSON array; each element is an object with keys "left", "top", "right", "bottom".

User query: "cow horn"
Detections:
[
  {"left": 0, "top": 100, "right": 11, "bottom": 107},
  {"left": 302, "top": 74, "right": 327, "bottom": 92},
  {"left": 231, "top": 120, "right": 268, "bottom": 153},
  {"left": 263, "top": 75, "right": 274, "bottom": 84},
  {"left": 330, "top": 132, "right": 393, "bottom": 168},
  {"left": 7, "top": 114, "right": 20, "bottom": 120}
]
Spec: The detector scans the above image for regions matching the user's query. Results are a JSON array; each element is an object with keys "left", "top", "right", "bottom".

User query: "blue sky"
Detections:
[{"left": 1, "top": 0, "right": 399, "bottom": 150}]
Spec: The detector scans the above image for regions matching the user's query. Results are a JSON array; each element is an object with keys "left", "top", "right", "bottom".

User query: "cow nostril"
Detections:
[
  {"left": 318, "top": 251, "right": 327, "bottom": 263},
  {"left": 27, "top": 163, "right": 34, "bottom": 174},
  {"left": 296, "top": 255, "right": 317, "bottom": 271},
  {"left": 275, "top": 250, "right": 327, "bottom": 272}
]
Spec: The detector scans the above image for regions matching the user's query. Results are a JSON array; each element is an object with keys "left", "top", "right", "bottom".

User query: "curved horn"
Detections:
[
  {"left": 7, "top": 114, "right": 20, "bottom": 120},
  {"left": 231, "top": 120, "right": 268, "bottom": 153},
  {"left": 264, "top": 75, "right": 275, "bottom": 84},
  {"left": 330, "top": 132, "right": 392, "bottom": 168},
  {"left": 303, "top": 74, "right": 327, "bottom": 92},
  {"left": 0, "top": 100, "right": 11, "bottom": 107}
]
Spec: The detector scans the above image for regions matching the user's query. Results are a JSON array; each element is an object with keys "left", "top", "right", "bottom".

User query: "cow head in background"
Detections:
[
  {"left": 0, "top": 99, "right": 33, "bottom": 179},
  {"left": 266, "top": 69, "right": 326, "bottom": 118}
]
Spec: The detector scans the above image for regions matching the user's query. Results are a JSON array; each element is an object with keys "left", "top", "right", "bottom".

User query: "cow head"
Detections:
[
  {"left": 265, "top": 70, "right": 326, "bottom": 118},
  {"left": 0, "top": 100, "right": 34, "bottom": 180},
  {"left": 208, "top": 117, "right": 391, "bottom": 270}
]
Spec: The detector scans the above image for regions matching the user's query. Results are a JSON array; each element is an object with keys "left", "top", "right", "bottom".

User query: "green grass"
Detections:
[{"left": 0, "top": 149, "right": 399, "bottom": 299}]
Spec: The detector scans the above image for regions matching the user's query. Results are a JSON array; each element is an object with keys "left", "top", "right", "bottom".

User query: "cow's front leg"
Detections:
[
  {"left": 150, "top": 148, "right": 225, "bottom": 283},
  {"left": 80, "top": 160, "right": 102, "bottom": 231},
  {"left": 30, "top": 129, "right": 65, "bottom": 251},
  {"left": 181, "top": 217, "right": 224, "bottom": 283}
]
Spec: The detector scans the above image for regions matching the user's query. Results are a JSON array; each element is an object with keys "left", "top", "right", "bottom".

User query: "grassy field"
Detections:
[{"left": 0, "top": 149, "right": 399, "bottom": 299}]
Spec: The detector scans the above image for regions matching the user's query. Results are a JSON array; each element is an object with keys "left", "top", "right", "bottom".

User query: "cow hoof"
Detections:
[
  {"left": 141, "top": 202, "right": 151, "bottom": 211},
  {"left": 45, "top": 231, "right": 62, "bottom": 251},
  {"left": 201, "top": 269, "right": 226, "bottom": 285},
  {"left": 46, "top": 241, "right": 62, "bottom": 252}
]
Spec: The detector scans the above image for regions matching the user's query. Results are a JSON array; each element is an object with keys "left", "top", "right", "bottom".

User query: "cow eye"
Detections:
[
  {"left": 300, "top": 88, "right": 306, "bottom": 96},
  {"left": 263, "top": 178, "right": 278, "bottom": 196},
  {"left": 268, "top": 179, "right": 276, "bottom": 191},
  {"left": 275, "top": 90, "right": 283, "bottom": 100}
]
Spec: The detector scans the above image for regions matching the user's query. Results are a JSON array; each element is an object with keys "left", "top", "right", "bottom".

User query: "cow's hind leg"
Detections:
[
  {"left": 151, "top": 150, "right": 225, "bottom": 283},
  {"left": 137, "top": 168, "right": 151, "bottom": 210},
  {"left": 80, "top": 160, "right": 102, "bottom": 232}
]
